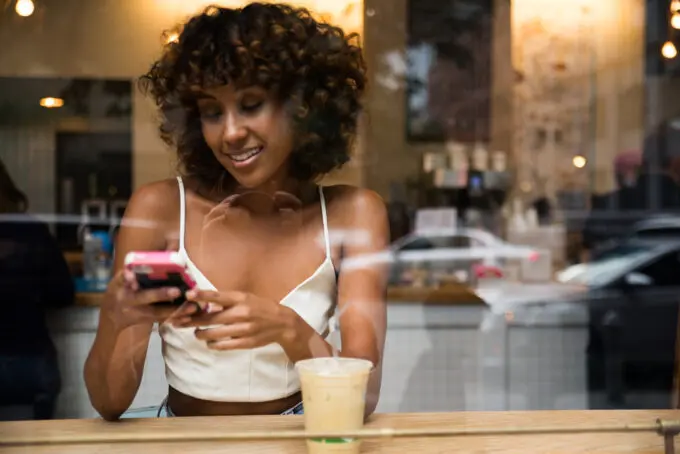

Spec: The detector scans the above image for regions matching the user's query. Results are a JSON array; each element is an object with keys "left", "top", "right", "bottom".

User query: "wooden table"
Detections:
[{"left": 1, "top": 411, "right": 677, "bottom": 453}]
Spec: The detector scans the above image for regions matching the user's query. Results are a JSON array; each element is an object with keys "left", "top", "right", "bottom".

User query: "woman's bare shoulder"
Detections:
[
  {"left": 322, "top": 185, "right": 386, "bottom": 213},
  {"left": 322, "top": 185, "right": 389, "bottom": 265},
  {"left": 125, "top": 178, "right": 181, "bottom": 222},
  {"left": 322, "top": 185, "right": 388, "bottom": 230}
]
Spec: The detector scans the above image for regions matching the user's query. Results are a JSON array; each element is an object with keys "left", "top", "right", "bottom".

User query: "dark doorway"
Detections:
[{"left": 55, "top": 132, "right": 132, "bottom": 250}]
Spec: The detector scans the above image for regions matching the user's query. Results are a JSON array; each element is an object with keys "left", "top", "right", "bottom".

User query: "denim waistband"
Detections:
[{"left": 280, "top": 401, "right": 304, "bottom": 415}]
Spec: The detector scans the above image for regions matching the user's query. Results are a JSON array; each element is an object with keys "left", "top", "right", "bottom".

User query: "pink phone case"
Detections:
[{"left": 124, "top": 251, "right": 197, "bottom": 301}]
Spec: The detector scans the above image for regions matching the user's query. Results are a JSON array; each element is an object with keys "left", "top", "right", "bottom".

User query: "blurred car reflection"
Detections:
[
  {"left": 388, "top": 227, "right": 538, "bottom": 285},
  {"left": 557, "top": 238, "right": 680, "bottom": 408},
  {"left": 629, "top": 214, "right": 680, "bottom": 239}
]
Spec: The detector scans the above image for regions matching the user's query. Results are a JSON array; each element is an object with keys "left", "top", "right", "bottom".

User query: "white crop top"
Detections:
[{"left": 159, "top": 177, "right": 337, "bottom": 402}]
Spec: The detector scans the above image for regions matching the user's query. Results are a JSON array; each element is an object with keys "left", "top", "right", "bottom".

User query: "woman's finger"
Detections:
[
  {"left": 123, "top": 269, "right": 135, "bottom": 283},
  {"left": 182, "top": 305, "right": 249, "bottom": 327},
  {"left": 133, "top": 287, "right": 182, "bottom": 306},
  {"left": 188, "top": 301, "right": 223, "bottom": 313},
  {"left": 170, "top": 301, "right": 199, "bottom": 317},
  {"left": 122, "top": 305, "right": 174, "bottom": 324},
  {"left": 180, "top": 310, "right": 227, "bottom": 328},
  {"left": 152, "top": 305, "right": 184, "bottom": 321},
  {"left": 194, "top": 323, "right": 255, "bottom": 342},
  {"left": 206, "top": 331, "right": 276, "bottom": 351},
  {"left": 186, "top": 289, "right": 245, "bottom": 307},
  {"left": 166, "top": 303, "right": 200, "bottom": 327},
  {"left": 122, "top": 270, "right": 139, "bottom": 291},
  {"left": 108, "top": 269, "right": 132, "bottom": 291}
]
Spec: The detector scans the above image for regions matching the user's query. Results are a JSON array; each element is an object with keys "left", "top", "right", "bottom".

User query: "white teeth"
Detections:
[{"left": 229, "top": 147, "right": 262, "bottom": 162}]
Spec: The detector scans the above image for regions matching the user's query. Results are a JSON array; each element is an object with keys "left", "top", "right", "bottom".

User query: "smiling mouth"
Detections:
[{"left": 227, "top": 146, "right": 264, "bottom": 163}]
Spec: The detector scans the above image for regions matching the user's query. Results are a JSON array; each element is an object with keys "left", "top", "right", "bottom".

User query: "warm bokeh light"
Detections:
[
  {"left": 39, "top": 97, "right": 64, "bottom": 108},
  {"left": 15, "top": 0, "right": 35, "bottom": 17},
  {"left": 673, "top": 13, "right": 680, "bottom": 29},
  {"left": 165, "top": 32, "right": 179, "bottom": 44},
  {"left": 572, "top": 155, "right": 587, "bottom": 168},
  {"left": 662, "top": 41, "right": 678, "bottom": 59},
  {"left": 671, "top": 0, "right": 680, "bottom": 13}
]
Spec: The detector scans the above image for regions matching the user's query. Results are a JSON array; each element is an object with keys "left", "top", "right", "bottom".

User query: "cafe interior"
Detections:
[{"left": 1, "top": 0, "right": 680, "bottom": 452}]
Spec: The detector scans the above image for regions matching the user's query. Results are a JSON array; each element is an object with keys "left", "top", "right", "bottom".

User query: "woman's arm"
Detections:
[
  {"left": 84, "top": 180, "right": 177, "bottom": 420},
  {"left": 280, "top": 187, "right": 389, "bottom": 416}
]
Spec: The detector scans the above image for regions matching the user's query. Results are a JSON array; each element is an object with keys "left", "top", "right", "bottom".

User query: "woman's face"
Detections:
[{"left": 196, "top": 84, "right": 295, "bottom": 190}]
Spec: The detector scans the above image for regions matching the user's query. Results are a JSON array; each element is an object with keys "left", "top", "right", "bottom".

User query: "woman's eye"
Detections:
[
  {"left": 199, "top": 108, "right": 222, "bottom": 120},
  {"left": 241, "top": 100, "right": 263, "bottom": 113}
]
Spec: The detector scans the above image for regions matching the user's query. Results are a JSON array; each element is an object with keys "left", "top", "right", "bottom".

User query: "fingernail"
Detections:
[
  {"left": 168, "top": 288, "right": 181, "bottom": 298},
  {"left": 206, "top": 303, "right": 223, "bottom": 313},
  {"left": 186, "top": 290, "right": 197, "bottom": 300}
]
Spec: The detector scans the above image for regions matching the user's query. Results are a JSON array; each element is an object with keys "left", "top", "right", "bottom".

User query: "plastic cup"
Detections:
[{"left": 295, "top": 357, "right": 374, "bottom": 454}]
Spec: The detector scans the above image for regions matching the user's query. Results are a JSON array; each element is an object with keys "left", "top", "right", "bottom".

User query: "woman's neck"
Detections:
[
  {"left": 197, "top": 174, "right": 317, "bottom": 211},
  {"left": 246, "top": 176, "right": 305, "bottom": 198}
]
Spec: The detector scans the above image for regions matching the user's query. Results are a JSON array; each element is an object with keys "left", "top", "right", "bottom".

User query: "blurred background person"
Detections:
[
  {"left": 582, "top": 149, "right": 642, "bottom": 259},
  {"left": 0, "top": 159, "right": 74, "bottom": 421}
]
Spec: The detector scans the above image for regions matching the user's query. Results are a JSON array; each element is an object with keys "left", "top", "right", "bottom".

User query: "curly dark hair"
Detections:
[{"left": 139, "top": 2, "right": 367, "bottom": 188}]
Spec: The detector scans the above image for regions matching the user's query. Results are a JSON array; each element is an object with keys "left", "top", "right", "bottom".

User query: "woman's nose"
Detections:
[{"left": 223, "top": 113, "right": 248, "bottom": 144}]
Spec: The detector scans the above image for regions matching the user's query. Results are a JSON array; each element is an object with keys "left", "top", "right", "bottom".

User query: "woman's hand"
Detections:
[
  {"left": 175, "top": 289, "right": 298, "bottom": 350},
  {"left": 102, "top": 269, "right": 198, "bottom": 329}
]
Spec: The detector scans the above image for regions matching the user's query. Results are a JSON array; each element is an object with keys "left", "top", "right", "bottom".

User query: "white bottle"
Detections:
[{"left": 82, "top": 231, "right": 103, "bottom": 281}]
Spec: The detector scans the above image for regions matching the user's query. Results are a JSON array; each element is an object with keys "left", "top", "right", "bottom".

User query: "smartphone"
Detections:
[{"left": 124, "top": 251, "right": 197, "bottom": 306}]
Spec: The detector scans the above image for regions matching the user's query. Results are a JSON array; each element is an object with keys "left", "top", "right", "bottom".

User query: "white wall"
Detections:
[{"left": 0, "top": 127, "right": 56, "bottom": 213}]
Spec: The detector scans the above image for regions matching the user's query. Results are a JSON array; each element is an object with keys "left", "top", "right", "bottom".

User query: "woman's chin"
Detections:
[
  {"left": 220, "top": 163, "right": 262, "bottom": 189},
  {"left": 229, "top": 172, "right": 270, "bottom": 191}
]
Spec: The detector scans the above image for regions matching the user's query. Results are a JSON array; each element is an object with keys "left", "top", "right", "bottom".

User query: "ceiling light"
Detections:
[
  {"left": 40, "top": 97, "right": 64, "bottom": 108},
  {"left": 163, "top": 31, "right": 179, "bottom": 44},
  {"left": 572, "top": 155, "right": 587, "bottom": 168},
  {"left": 663, "top": 41, "right": 678, "bottom": 59},
  {"left": 672, "top": 0, "right": 680, "bottom": 13},
  {"left": 15, "top": 0, "right": 34, "bottom": 17}
]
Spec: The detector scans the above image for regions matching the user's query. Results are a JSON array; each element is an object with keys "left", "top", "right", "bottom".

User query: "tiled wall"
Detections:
[{"left": 377, "top": 304, "right": 588, "bottom": 413}]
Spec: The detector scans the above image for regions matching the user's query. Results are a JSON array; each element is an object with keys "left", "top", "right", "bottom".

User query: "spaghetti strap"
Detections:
[
  {"left": 318, "top": 186, "right": 331, "bottom": 258},
  {"left": 176, "top": 176, "right": 187, "bottom": 252}
]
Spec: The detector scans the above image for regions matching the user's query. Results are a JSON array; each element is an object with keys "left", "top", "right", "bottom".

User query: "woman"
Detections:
[
  {"left": 84, "top": 3, "right": 388, "bottom": 420},
  {"left": 0, "top": 159, "right": 74, "bottom": 420}
]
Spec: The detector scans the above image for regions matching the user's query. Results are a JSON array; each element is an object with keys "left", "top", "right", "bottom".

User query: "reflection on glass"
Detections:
[
  {"left": 406, "top": 0, "right": 492, "bottom": 142},
  {"left": 557, "top": 244, "right": 654, "bottom": 286}
]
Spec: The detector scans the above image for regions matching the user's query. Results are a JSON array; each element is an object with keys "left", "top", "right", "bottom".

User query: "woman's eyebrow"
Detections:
[{"left": 194, "top": 92, "right": 216, "bottom": 100}]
